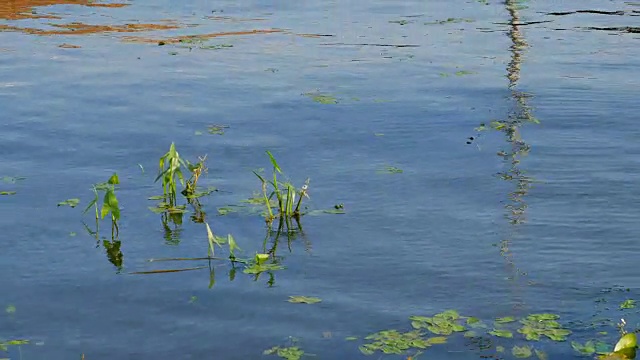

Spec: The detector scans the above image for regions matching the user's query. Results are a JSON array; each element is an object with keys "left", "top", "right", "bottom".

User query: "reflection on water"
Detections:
[
  {"left": 475, "top": 0, "right": 539, "bottom": 282},
  {"left": 0, "top": 0, "right": 128, "bottom": 20}
]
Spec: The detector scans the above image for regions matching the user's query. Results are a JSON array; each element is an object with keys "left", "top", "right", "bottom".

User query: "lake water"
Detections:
[{"left": 1, "top": 1, "right": 640, "bottom": 359}]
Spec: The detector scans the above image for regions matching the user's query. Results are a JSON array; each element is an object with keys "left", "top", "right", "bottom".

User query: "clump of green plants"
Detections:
[
  {"left": 410, "top": 310, "right": 467, "bottom": 335},
  {"left": 517, "top": 313, "right": 572, "bottom": 341},
  {"left": 150, "top": 143, "right": 215, "bottom": 243},
  {"left": 253, "top": 151, "right": 310, "bottom": 229},
  {"left": 572, "top": 319, "right": 638, "bottom": 359},
  {"left": 359, "top": 329, "right": 446, "bottom": 355},
  {"left": 83, "top": 173, "right": 121, "bottom": 239},
  {"left": 263, "top": 345, "right": 305, "bottom": 360}
]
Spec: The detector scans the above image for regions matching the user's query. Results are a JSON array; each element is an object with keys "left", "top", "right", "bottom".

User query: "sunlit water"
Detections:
[{"left": 1, "top": 0, "right": 640, "bottom": 359}]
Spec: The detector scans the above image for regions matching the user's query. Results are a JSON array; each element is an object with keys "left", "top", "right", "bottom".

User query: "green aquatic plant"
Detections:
[
  {"left": 0, "top": 339, "right": 29, "bottom": 352},
  {"left": 288, "top": 296, "right": 321, "bottom": 304},
  {"left": 389, "top": 19, "right": 411, "bottom": 25},
  {"left": 359, "top": 329, "right": 446, "bottom": 355},
  {"left": 155, "top": 142, "right": 187, "bottom": 207},
  {"left": 263, "top": 346, "right": 305, "bottom": 360},
  {"left": 207, "top": 124, "right": 229, "bottom": 135},
  {"left": 83, "top": 173, "right": 120, "bottom": 239},
  {"left": 1, "top": 176, "right": 25, "bottom": 195},
  {"left": 621, "top": 300, "right": 636, "bottom": 310},
  {"left": 242, "top": 253, "right": 284, "bottom": 275},
  {"left": 410, "top": 310, "right": 466, "bottom": 335},
  {"left": 253, "top": 151, "right": 310, "bottom": 227},
  {"left": 517, "top": 313, "right": 572, "bottom": 341},
  {"left": 303, "top": 91, "right": 338, "bottom": 104},
  {"left": 512, "top": 344, "right": 532, "bottom": 358},
  {"left": 378, "top": 165, "right": 403, "bottom": 174},
  {"left": 58, "top": 198, "right": 80, "bottom": 208}
]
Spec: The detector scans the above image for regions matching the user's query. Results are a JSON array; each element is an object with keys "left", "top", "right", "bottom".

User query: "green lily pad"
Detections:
[
  {"left": 489, "top": 329, "right": 513, "bottom": 338},
  {"left": 288, "top": 296, "right": 322, "bottom": 304},
  {"left": 512, "top": 345, "right": 533, "bottom": 358},
  {"left": 620, "top": 299, "right": 636, "bottom": 309},
  {"left": 57, "top": 198, "right": 80, "bottom": 208}
]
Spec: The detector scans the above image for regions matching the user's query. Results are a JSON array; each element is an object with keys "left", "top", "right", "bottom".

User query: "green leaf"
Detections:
[
  {"left": 57, "top": 198, "right": 80, "bottom": 208},
  {"left": 227, "top": 234, "right": 240, "bottom": 258},
  {"left": 288, "top": 296, "right": 322, "bottom": 304},
  {"left": 614, "top": 333, "right": 637, "bottom": 352},
  {"left": 83, "top": 195, "right": 98, "bottom": 214},
  {"left": 489, "top": 329, "right": 513, "bottom": 338},
  {"left": 0, "top": 191, "right": 16, "bottom": 195},
  {"left": 466, "top": 317, "right": 481, "bottom": 326},
  {"left": 495, "top": 316, "right": 516, "bottom": 324},
  {"left": 108, "top": 173, "right": 119, "bottom": 185},
  {"left": 535, "top": 349, "right": 548, "bottom": 360},
  {"left": 105, "top": 189, "right": 120, "bottom": 220},
  {"left": 572, "top": 341, "right": 596, "bottom": 355},
  {"left": 204, "top": 222, "right": 216, "bottom": 256},
  {"left": 620, "top": 299, "right": 636, "bottom": 309},
  {"left": 426, "top": 336, "right": 447, "bottom": 345},
  {"left": 265, "top": 151, "right": 282, "bottom": 173},
  {"left": 5, "top": 305, "right": 16, "bottom": 314},
  {"left": 512, "top": 345, "right": 532, "bottom": 358}
]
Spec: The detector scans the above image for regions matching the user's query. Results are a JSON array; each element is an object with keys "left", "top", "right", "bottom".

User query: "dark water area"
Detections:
[{"left": 1, "top": 0, "right": 640, "bottom": 359}]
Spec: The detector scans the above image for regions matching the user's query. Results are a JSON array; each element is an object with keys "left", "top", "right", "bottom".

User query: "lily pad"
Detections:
[
  {"left": 288, "top": 296, "right": 322, "bottom": 304},
  {"left": 57, "top": 198, "right": 80, "bottom": 208},
  {"left": 512, "top": 345, "right": 533, "bottom": 358}
]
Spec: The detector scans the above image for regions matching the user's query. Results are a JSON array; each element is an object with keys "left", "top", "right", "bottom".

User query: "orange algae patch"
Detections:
[
  {"left": 0, "top": 22, "right": 179, "bottom": 35},
  {"left": 0, "top": 0, "right": 129, "bottom": 20}
]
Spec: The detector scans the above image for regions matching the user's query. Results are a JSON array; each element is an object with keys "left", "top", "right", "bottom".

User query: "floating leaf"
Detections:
[
  {"left": 572, "top": 341, "right": 596, "bottom": 355},
  {"left": 288, "top": 296, "right": 322, "bottom": 304},
  {"left": 489, "top": 329, "right": 513, "bottom": 338},
  {"left": 512, "top": 345, "right": 532, "bottom": 358},
  {"left": 495, "top": 316, "right": 516, "bottom": 324},
  {"left": 57, "top": 198, "right": 80, "bottom": 208},
  {"left": 426, "top": 336, "right": 447, "bottom": 345},
  {"left": 5, "top": 305, "right": 16, "bottom": 314},
  {"left": 207, "top": 124, "right": 229, "bottom": 135},
  {"left": 620, "top": 299, "right": 636, "bottom": 309},
  {"left": 0, "top": 191, "right": 16, "bottom": 195},
  {"left": 455, "top": 70, "right": 477, "bottom": 76},
  {"left": 263, "top": 346, "right": 305, "bottom": 360},
  {"left": 303, "top": 91, "right": 338, "bottom": 104},
  {"left": 535, "top": 349, "right": 548, "bottom": 360}
]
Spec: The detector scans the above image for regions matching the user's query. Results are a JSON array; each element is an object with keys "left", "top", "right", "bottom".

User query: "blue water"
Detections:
[{"left": 1, "top": 0, "right": 640, "bottom": 359}]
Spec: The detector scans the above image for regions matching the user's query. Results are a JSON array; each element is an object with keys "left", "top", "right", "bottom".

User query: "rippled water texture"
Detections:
[{"left": 1, "top": 0, "right": 640, "bottom": 359}]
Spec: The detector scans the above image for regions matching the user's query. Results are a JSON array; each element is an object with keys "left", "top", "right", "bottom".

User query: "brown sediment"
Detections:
[
  {"left": 0, "top": 0, "right": 129, "bottom": 20},
  {"left": 0, "top": 22, "right": 179, "bottom": 35},
  {"left": 121, "top": 28, "right": 284, "bottom": 44}
]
